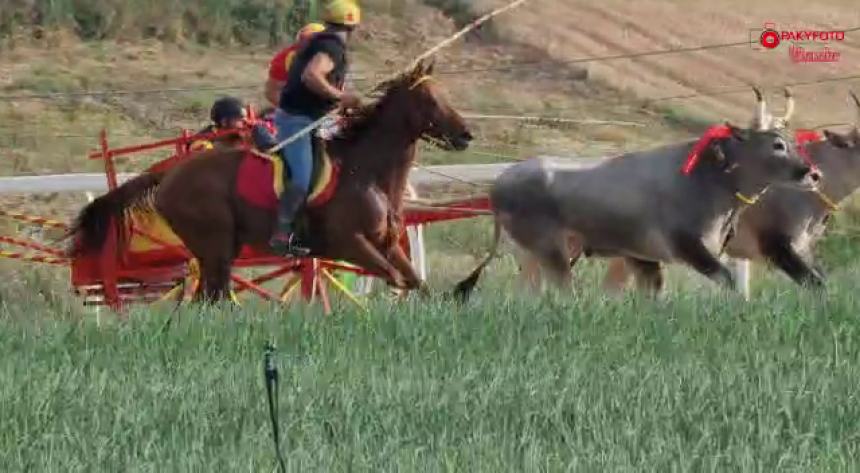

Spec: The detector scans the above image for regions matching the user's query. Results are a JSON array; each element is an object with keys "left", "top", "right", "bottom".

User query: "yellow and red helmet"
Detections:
[
  {"left": 322, "top": 0, "right": 361, "bottom": 27},
  {"left": 295, "top": 22, "right": 326, "bottom": 42}
]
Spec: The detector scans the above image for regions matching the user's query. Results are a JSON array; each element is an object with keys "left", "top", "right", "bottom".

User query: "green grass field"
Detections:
[
  {"left": 3, "top": 1, "right": 860, "bottom": 470},
  {"left": 3, "top": 252, "right": 860, "bottom": 471}
]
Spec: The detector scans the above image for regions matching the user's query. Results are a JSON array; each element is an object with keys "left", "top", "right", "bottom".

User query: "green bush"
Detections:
[{"left": 0, "top": 0, "right": 314, "bottom": 45}]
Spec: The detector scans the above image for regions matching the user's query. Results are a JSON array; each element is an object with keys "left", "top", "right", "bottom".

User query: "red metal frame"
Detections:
[{"left": 67, "top": 122, "right": 493, "bottom": 312}]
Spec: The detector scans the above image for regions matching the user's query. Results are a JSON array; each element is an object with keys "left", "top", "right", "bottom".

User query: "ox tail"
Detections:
[
  {"left": 65, "top": 171, "right": 165, "bottom": 257},
  {"left": 453, "top": 215, "right": 502, "bottom": 302}
]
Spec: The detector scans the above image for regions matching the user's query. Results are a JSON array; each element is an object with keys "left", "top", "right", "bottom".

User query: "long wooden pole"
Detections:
[
  {"left": 266, "top": 0, "right": 534, "bottom": 154},
  {"left": 407, "top": 0, "right": 531, "bottom": 71}
]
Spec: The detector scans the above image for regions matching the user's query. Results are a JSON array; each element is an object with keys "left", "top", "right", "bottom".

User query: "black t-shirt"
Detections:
[{"left": 279, "top": 33, "right": 348, "bottom": 120}]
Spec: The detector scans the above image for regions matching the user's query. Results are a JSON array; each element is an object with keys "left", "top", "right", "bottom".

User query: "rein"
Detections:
[{"left": 409, "top": 75, "right": 459, "bottom": 151}]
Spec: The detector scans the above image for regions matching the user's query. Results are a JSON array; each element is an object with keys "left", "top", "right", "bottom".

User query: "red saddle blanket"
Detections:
[{"left": 236, "top": 150, "right": 339, "bottom": 210}]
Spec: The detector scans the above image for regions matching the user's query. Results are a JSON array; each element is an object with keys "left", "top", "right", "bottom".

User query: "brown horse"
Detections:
[{"left": 68, "top": 61, "right": 473, "bottom": 302}]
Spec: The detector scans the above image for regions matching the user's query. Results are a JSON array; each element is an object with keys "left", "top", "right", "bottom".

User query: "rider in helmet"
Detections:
[
  {"left": 265, "top": 22, "right": 327, "bottom": 107},
  {"left": 190, "top": 96, "right": 249, "bottom": 151},
  {"left": 266, "top": 0, "right": 362, "bottom": 256}
]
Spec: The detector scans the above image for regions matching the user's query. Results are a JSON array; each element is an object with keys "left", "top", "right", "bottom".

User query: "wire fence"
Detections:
[
  {"left": 0, "top": 27, "right": 857, "bottom": 147},
  {"left": 1, "top": 25, "right": 858, "bottom": 103}
]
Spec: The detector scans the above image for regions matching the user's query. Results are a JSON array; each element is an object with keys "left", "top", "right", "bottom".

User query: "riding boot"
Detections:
[{"left": 269, "top": 186, "right": 311, "bottom": 257}]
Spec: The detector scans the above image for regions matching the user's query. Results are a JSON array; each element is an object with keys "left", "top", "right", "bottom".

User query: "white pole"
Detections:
[
  {"left": 404, "top": 184, "right": 426, "bottom": 281},
  {"left": 733, "top": 258, "right": 751, "bottom": 300},
  {"left": 85, "top": 191, "right": 103, "bottom": 325},
  {"left": 407, "top": 224, "right": 426, "bottom": 281}
]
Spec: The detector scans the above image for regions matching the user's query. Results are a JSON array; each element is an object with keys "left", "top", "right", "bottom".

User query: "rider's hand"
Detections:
[{"left": 339, "top": 93, "right": 362, "bottom": 110}]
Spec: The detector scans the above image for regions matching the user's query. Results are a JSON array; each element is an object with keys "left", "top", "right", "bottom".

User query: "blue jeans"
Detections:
[{"left": 273, "top": 109, "right": 315, "bottom": 196}]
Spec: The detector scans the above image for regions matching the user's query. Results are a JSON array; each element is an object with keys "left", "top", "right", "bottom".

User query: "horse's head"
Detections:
[{"left": 376, "top": 60, "right": 473, "bottom": 151}]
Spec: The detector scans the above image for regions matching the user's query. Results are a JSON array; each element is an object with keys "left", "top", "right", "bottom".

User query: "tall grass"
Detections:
[{"left": 2, "top": 265, "right": 860, "bottom": 471}]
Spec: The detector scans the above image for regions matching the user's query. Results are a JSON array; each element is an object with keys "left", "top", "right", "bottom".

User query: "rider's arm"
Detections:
[
  {"left": 264, "top": 78, "right": 285, "bottom": 107},
  {"left": 301, "top": 52, "right": 344, "bottom": 102}
]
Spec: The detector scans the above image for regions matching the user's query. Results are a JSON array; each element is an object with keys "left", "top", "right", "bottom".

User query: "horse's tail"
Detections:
[
  {"left": 66, "top": 171, "right": 165, "bottom": 256},
  {"left": 452, "top": 214, "right": 502, "bottom": 302}
]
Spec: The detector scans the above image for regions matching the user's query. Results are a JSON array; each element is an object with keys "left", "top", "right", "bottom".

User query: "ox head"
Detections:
[
  {"left": 822, "top": 91, "right": 860, "bottom": 151},
  {"left": 715, "top": 123, "right": 819, "bottom": 198},
  {"left": 706, "top": 87, "right": 817, "bottom": 197}
]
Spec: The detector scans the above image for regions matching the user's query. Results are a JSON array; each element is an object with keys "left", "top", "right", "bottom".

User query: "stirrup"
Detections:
[{"left": 270, "top": 232, "right": 310, "bottom": 257}]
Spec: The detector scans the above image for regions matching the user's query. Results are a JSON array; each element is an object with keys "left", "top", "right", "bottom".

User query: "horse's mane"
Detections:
[{"left": 332, "top": 62, "right": 432, "bottom": 144}]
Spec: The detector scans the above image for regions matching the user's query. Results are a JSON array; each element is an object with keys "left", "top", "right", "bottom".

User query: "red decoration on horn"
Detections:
[{"left": 681, "top": 125, "right": 733, "bottom": 175}]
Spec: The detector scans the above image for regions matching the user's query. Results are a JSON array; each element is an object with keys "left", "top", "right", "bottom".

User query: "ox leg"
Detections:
[
  {"left": 516, "top": 250, "right": 544, "bottom": 291},
  {"left": 504, "top": 217, "right": 573, "bottom": 291},
  {"left": 812, "top": 261, "right": 828, "bottom": 282},
  {"left": 603, "top": 258, "right": 633, "bottom": 294},
  {"left": 675, "top": 235, "right": 735, "bottom": 289},
  {"left": 626, "top": 258, "right": 665, "bottom": 298},
  {"left": 760, "top": 235, "right": 824, "bottom": 288},
  {"left": 533, "top": 243, "right": 573, "bottom": 290}
]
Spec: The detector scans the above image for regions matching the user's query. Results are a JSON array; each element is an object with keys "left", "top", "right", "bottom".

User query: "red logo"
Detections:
[
  {"left": 760, "top": 29, "right": 780, "bottom": 49},
  {"left": 751, "top": 21, "right": 846, "bottom": 63},
  {"left": 346, "top": 12, "right": 355, "bottom": 22}
]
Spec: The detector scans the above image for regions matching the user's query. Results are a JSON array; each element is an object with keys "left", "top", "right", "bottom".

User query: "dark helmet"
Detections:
[{"left": 210, "top": 96, "right": 246, "bottom": 126}]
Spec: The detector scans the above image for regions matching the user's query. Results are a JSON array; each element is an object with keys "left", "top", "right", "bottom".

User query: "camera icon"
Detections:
[{"left": 749, "top": 22, "right": 780, "bottom": 50}]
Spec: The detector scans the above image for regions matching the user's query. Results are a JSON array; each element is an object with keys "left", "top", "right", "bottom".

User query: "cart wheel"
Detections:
[{"left": 158, "top": 258, "right": 200, "bottom": 305}]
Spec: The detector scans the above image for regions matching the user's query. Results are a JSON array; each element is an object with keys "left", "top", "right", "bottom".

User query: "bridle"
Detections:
[{"left": 409, "top": 75, "right": 463, "bottom": 151}]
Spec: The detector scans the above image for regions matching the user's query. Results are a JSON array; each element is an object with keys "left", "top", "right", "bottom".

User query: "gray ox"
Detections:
[
  {"left": 454, "top": 97, "right": 820, "bottom": 300},
  {"left": 605, "top": 91, "right": 860, "bottom": 294}
]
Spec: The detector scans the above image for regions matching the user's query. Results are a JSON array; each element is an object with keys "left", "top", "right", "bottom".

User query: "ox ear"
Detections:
[
  {"left": 726, "top": 122, "right": 750, "bottom": 141},
  {"left": 823, "top": 130, "right": 853, "bottom": 149}
]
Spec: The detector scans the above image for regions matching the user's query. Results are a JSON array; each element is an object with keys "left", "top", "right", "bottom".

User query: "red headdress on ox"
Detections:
[
  {"left": 680, "top": 124, "right": 734, "bottom": 175},
  {"left": 793, "top": 128, "right": 824, "bottom": 170},
  {"left": 682, "top": 85, "right": 821, "bottom": 175},
  {"left": 680, "top": 126, "right": 825, "bottom": 176}
]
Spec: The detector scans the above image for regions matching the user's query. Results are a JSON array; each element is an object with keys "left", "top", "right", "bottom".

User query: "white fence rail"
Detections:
[
  {"left": 0, "top": 165, "right": 510, "bottom": 195},
  {"left": 0, "top": 158, "right": 602, "bottom": 195},
  {"left": 0, "top": 157, "right": 753, "bottom": 295}
]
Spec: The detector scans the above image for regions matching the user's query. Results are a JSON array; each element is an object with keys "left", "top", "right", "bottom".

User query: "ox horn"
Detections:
[
  {"left": 752, "top": 86, "right": 767, "bottom": 130},
  {"left": 850, "top": 91, "right": 860, "bottom": 121},
  {"left": 779, "top": 87, "right": 795, "bottom": 125}
]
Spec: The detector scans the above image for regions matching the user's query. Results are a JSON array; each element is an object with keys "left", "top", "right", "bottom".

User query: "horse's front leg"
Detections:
[
  {"left": 387, "top": 243, "right": 427, "bottom": 295},
  {"left": 342, "top": 233, "right": 408, "bottom": 288}
]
